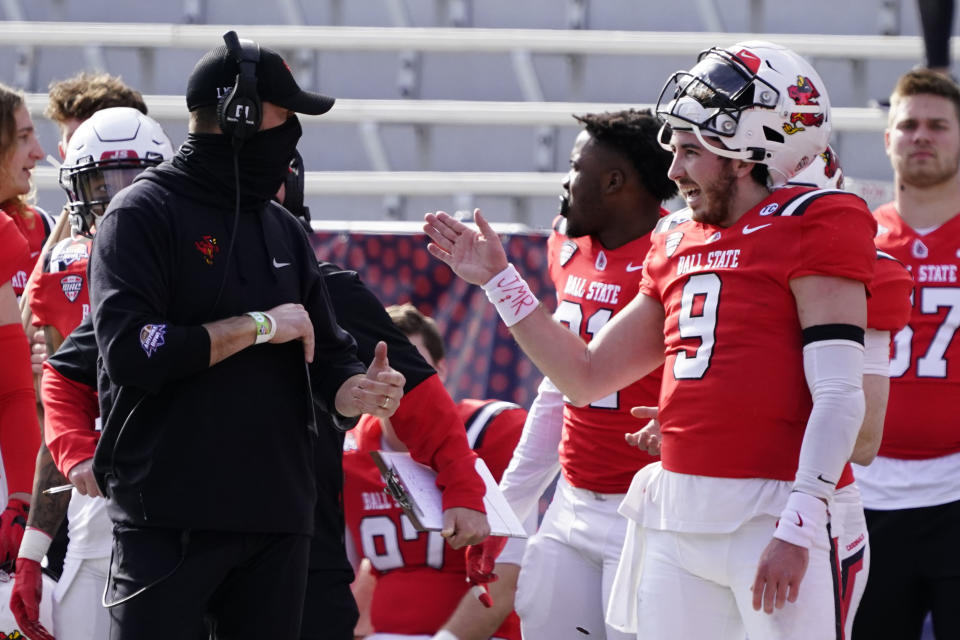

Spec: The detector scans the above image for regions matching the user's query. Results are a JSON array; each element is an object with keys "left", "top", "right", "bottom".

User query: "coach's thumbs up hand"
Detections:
[{"left": 334, "top": 342, "right": 406, "bottom": 418}]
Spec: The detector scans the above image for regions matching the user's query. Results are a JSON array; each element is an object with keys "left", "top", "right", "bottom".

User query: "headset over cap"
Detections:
[
  {"left": 186, "top": 39, "right": 335, "bottom": 116},
  {"left": 656, "top": 40, "right": 832, "bottom": 186}
]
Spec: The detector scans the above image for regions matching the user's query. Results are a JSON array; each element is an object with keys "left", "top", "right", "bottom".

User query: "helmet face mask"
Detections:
[
  {"left": 59, "top": 107, "right": 172, "bottom": 237},
  {"left": 656, "top": 41, "right": 831, "bottom": 186}
]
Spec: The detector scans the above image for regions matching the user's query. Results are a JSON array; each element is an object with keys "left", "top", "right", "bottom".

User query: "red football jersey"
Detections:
[
  {"left": 26, "top": 236, "right": 92, "bottom": 339},
  {"left": 3, "top": 204, "right": 47, "bottom": 298},
  {"left": 547, "top": 216, "right": 661, "bottom": 493},
  {"left": 343, "top": 400, "right": 525, "bottom": 637},
  {"left": 874, "top": 203, "right": 960, "bottom": 459},
  {"left": 836, "top": 250, "right": 914, "bottom": 489},
  {"left": 640, "top": 188, "right": 876, "bottom": 481},
  {"left": 0, "top": 210, "right": 29, "bottom": 284}
]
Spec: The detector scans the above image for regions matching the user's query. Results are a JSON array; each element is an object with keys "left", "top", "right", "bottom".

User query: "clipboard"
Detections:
[{"left": 371, "top": 450, "right": 528, "bottom": 538}]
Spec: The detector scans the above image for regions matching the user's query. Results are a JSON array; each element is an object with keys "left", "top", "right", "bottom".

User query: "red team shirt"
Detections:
[
  {"left": 343, "top": 400, "right": 525, "bottom": 638},
  {"left": 547, "top": 216, "right": 662, "bottom": 493},
  {"left": 639, "top": 188, "right": 876, "bottom": 481},
  {"left": 26, "top": 236, "right": 93, "bottom": 339},
  {"left": 4, "top": 204, "right": 48, "bottom": 298},
  {"left": 874, "top": 203, "right": 960, "bottom": 459},
  {"left": 0, "top": 211, "right": 42, "bottom": 495},
  {"left": 0, "top": 211, "right": 29, "bottom": 286}
]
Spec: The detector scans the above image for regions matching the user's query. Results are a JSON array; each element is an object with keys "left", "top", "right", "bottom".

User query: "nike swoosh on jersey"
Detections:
[
  {"left": 272, "top": 258, "right": 291, "bottom": 268},
  {"left": 742, "top": 223, "right": 772, "bottom": 235},
  {"left": 625, "top": 262, "right": 643, "bottom": 272}
]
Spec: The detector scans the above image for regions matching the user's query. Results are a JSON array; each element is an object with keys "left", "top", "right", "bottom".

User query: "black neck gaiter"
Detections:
[{"left": 173, "top": 115, "right": 303, "bottom": 209}]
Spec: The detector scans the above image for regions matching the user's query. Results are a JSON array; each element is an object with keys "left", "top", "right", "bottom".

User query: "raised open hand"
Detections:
[{"left": 423, "top": 209, "right": 509, "bottom": 286}]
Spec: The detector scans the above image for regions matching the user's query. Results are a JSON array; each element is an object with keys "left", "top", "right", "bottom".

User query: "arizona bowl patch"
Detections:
[
  {"left": 60, "top": 275, "right": 83, "bottom": 302},
  {"left": 139, "top": 324, "right": 167, "bottom": 358}
]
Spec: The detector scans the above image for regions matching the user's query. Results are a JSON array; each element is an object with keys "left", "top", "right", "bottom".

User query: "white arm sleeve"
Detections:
[
  {"left": 498, "top": 376, "right": 564, "bottom": 523},
  {"left": 794, "top": 338, "right": 865, "bottom": 500},
  {"left": 862, "top": 329, "right": 892, "bottom": 376}
]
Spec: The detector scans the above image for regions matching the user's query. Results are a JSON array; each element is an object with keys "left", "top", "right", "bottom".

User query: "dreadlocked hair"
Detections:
[{"left": 573, "top": 109, "right": 678, "bottom": 202}]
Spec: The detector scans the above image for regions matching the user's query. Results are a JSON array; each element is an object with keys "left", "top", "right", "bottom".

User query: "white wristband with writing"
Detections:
[
  {"left": 18, "top": 526, "right": 52, "bottom": 563},
  {"left": 773, "top": 491, "right": 829, "bottom": 550},
  {"left": 482, "top": 264, "right": 539, "bottom": 327}
]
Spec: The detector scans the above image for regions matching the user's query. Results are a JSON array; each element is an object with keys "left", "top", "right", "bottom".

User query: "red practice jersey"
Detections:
[
  {"left": 343, "top": 400, "right": 525, "bottom": 638},
  {"left": 26, "top": 236, "right": 93, "bottom": 339},
  {"left": 640, "top": 188, "right": 876, "bottom": 481},
  {"left": 547, "top": 215, "right": 662, "bottom": 493},
  {"left": 0, "top": 211, "right": 29, "bottom": 285},
  {"left": 874, "top": 204, "right": 960, "bottom": 459},
  {"left": 0, "top": 210, "right": 42, "bottom": 495},
  {"left": 3, "top": 204, "right": 48, "bottom": 298}
]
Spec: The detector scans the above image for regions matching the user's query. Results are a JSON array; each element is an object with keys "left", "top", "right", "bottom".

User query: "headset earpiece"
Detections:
[{"left": 219, "top": 31, "right": 262, "bottom": 146}]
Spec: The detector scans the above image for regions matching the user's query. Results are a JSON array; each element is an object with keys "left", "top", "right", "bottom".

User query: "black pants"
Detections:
[
  {"left": 107, "top": 525, "right": 310, "bottom": 640},
  {"left": 299, "top": 568, "right": 358, "bottom": 640},
  {"left": 853, "top": 499, "right": 960, "bottom": 639}
]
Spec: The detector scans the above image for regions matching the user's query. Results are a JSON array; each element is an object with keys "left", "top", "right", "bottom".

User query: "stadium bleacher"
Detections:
[{"left": 0, "top": 0, "right": 940, "bottom": 225}]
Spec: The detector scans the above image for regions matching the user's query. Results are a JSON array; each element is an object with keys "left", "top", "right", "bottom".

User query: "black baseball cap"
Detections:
[{"left": 185, "top": 40, "right": 335, "bottom": 115}]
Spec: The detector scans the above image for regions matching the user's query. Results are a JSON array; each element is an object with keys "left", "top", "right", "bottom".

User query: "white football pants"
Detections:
[
  {"left": 834, "top": 483, "right": 870, "bottom": 640},
  {"left": 515, "top": 476, "right": 631, "bottom": 640},
  {"left": 636, "top": 514, "right": 841, "bottom": 640},
  {"left": 53, "top": 555, "right": 110, "bottom": 640}
]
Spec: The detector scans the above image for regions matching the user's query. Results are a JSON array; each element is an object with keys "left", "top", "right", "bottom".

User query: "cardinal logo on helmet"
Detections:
[
  {"left": 783, "top": 76, "right": 825, "bottom": 135},
  {"left": 821, "top": 148, "right": 840, "bottom": 179}
]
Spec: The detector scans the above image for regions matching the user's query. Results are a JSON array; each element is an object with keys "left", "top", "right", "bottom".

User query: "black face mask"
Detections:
[{"left": 174, "top": 115, "right": 303, "bottom": 208}]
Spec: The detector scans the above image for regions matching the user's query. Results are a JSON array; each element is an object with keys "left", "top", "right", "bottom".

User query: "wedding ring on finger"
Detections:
[{"left": 381, "top": 396, "right": 390, "bottom": 409}]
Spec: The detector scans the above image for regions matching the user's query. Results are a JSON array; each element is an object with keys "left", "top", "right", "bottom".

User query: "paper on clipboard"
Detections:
[{"left": 371, "top": 450, "right": 527, "bottom": 538}]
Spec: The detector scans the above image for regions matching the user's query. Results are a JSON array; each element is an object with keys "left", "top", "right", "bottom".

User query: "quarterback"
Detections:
[{"left": 425, "top": 41, "right": 876, "bottom": 639}]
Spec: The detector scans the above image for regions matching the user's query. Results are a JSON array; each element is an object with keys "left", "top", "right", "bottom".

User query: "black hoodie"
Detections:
[{"left": 89, "top": 149, "right": 365, "bottom": 535}]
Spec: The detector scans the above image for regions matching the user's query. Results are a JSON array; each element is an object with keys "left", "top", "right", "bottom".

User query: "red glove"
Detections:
[
  {"left": 465, "top": 536, "right": 508, "bottom": 608},
  {"left": 0, "top": 498, "right": 29, "bottom": 567},
  {"left": 10, "top": 557, "right": 54, "bottom": 640}
]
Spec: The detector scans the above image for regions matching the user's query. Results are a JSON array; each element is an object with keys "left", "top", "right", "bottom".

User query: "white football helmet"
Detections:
[
  {"left": 656, "top": 40, "right": 832, "bottom": 186},
  {"left": 59, "top": 106, "right": 172, "bottom": 237},
  {"left": 787, "top": 145, "right": 844, "bottom": 190}
]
